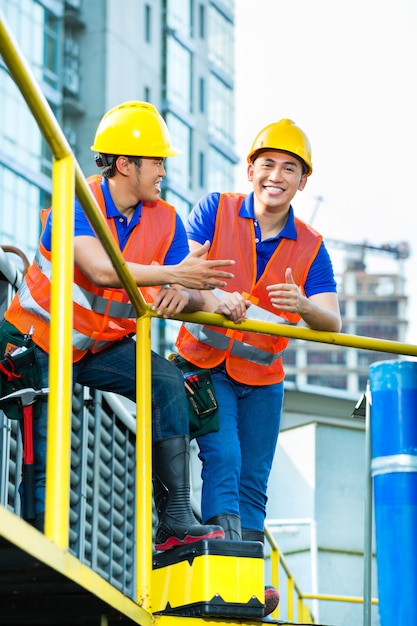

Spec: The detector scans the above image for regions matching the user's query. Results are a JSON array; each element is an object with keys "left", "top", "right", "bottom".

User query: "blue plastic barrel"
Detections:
[{"left": 369, "top": 360, "right": 417, "bottom": 626}]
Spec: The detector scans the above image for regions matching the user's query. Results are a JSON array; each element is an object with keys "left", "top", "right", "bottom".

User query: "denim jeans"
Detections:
[
  {"left": 27, "top": 337, "right": 188, "bottom": 516},
  {"left": 197, "top": 364, "right": 283, "bottom": 532}
]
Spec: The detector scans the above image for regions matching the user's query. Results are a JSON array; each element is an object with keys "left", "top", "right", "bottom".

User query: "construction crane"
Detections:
[
  {"left": 325, "top": 237, "right": 410, "bottom": 271},
  {"left": 310, "top": 196, "right": 411, "bottom": 271}
]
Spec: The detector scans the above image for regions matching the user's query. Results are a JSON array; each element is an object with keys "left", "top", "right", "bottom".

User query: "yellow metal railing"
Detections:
[
  {"left": 264, "top": 525, "right": 379, "bottom": 623},
  {"left": 265, "top": 524, "right": 314, "bottom": 622},
  {"left": 1, "top": 7, "right": 416, "bottom": 624}
]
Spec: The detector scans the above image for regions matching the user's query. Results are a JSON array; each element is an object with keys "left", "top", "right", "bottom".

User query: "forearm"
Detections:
[
  {"left": 298, "top": 295, "right": 342, "bottom": 332},
  {"left": 170, "top": 286, "right": 203, "bottom": 312}
]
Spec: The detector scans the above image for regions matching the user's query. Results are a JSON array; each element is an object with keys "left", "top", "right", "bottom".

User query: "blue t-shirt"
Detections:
[
  {"left": 41, "top": 178, "right": 189, "bottom": 264},
  {"left": 186, "top": 192, "right": 337, "bottom": 297}
]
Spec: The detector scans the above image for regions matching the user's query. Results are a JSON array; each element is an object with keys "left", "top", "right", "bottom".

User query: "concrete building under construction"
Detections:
[{"left": 283, "top": 238, "right": 410, "bottom": 395}]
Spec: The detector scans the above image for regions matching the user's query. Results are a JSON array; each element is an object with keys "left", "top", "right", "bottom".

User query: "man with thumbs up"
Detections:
[{"left": 174, "top": 119, "right": 341, "bottom": 616}]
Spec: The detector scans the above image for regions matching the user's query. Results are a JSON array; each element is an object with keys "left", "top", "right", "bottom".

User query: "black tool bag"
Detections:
[
  {"left": 170, "top": 354, "right": 220, "bottom": 439},
  {"left": 0, "top": 320, "right": 42, "bottom": 420}
]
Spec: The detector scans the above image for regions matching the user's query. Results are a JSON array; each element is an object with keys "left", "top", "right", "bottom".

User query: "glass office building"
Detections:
[{"left": 0, "top": 0, "right": 237, "bottom": 352}]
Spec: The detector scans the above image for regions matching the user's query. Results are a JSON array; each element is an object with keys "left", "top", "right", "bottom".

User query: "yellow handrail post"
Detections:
[
  {"left": 287, "top": 574, "right": 295, "bottom": 621},
  {"left": 269, "top": 543, "right": 280, "bottom": 618},
  {"left": 135, "top": 314, "right": 153, "bottom": 612},
  {"left": 44, "top": 155, "right": 75, "bottom": 547}
]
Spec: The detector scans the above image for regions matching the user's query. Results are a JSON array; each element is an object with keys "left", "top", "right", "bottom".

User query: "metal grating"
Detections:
[{"left": 69, "top": 387, "right": 137, "bottom": 596}]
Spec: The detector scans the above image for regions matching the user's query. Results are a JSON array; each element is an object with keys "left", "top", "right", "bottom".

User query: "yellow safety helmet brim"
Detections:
[
  {"left": 247, "top": 119, "right": 312, "bottom": 176},
  {"left": 90, "top": 101, "right": 181, "bottom": 158}
]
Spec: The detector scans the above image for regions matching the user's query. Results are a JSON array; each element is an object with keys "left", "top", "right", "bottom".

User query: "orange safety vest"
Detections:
[
  {"left": 6, "top": 175, "right": 176, "bottom": 362},
  {"left": 175, "top": 192, "right": 323, "bottom": 385}
]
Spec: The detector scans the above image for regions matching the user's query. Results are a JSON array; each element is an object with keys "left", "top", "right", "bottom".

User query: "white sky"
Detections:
[{"left": 234, "top": 0, "right": 417, "bottom": 344}]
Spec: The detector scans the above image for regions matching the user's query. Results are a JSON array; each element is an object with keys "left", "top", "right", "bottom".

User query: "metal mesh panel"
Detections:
[
  {"left": 69, "top": 388, "right": 137, "bottom": 597},
  {"left": 0, "top": 413, "right": 22, "bottom": 514}
]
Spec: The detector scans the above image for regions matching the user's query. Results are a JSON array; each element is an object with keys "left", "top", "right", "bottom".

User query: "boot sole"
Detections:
[{"left": 155, "top": 528, "right": 225, "bottom": 551}]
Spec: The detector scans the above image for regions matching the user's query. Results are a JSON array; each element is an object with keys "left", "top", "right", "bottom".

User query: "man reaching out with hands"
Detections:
[{"left": 175, "top": 119, "right": 341, "bottom": 614}]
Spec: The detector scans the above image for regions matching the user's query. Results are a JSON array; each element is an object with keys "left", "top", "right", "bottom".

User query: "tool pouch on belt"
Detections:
[
  {"left": 0, "top": 320, "right": 42, "bottom": 420},
  {"left": 169, "top": 354, "right": 219, "bottom": 439}
]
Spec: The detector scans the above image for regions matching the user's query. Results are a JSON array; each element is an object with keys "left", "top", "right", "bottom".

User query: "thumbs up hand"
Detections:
[{"left": 266, "top": 267, "right": 304, "bottom": 313}]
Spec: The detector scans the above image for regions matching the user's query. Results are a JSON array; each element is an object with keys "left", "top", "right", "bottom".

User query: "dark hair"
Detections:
[
  {"left": 100, "top": 155, "right": 143, "bottom": 179},
  {"left": 251, "top": 149, "right": 309, "bottom": 175}
]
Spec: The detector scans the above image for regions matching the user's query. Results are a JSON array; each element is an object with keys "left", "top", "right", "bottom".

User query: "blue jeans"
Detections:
[
  {"left": 197, "top": 364, "right": 283, "bottom": 532},
  {"left": 27, "top": 337, "right": 189, "bottom": 516}
]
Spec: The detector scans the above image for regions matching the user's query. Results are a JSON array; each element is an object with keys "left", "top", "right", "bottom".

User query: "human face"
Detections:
[
  {"left": 247, "top": 150, "right": 307, "bottom": 213},
  {"left": 131, "top": 156, "right": 166, "bottom": 202}
]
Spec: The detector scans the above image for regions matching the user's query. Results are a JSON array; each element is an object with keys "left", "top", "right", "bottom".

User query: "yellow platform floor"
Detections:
[{"left": 0, "top": 507, "right": 325, "bottom": 626}]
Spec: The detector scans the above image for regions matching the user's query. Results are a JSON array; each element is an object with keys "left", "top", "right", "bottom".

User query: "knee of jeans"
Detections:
[{"left": 201, "top": 445, "right": 239, "bottom": 472}]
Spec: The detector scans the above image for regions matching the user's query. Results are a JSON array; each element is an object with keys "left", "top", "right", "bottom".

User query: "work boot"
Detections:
[
  {"left": 28, "top": 512, "right": 44, "bottom": 532},
  {"left": 206, "top": 513, "right": 242, "bottom": 540},
  {"left": 33, "top": 512, "right": 44, "bottom": 531},
  {"left": 242, "top": 529, "right": 280, "bottom": 617},
  {"left": 153, "top": 436, "right": 225, "bottom": 551}
]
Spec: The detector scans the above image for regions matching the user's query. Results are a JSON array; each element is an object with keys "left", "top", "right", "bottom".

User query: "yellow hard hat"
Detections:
[
  {"left": 247, "top": 119, "right": 312, "bottom": 175},
  {"left": 90, "top": 101, "right": 181, "bottom": 157}
]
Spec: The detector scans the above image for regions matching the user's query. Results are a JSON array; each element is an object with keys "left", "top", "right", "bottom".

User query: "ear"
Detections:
[
  {"left": 247, "top": 162, "right": 254, "bottom": 182},
  {"left": 298, "top": 174, "right": 308, "bottom": 191},
  {"left": 115, "top": 156, "right": 130, "bottom": 175}
]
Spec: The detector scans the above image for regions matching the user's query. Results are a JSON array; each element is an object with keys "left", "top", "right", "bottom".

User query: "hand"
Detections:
[
  {"left": 151, "top": 286, "right": 190, "bottom": 318},
  {"left": 173, "top": 241, "right": 235, "bottom": 290},
  {"left": 214, "top": 291, "right": 251, "bottom": 323},
  {"left": 266, "top": 267, "right": 305, "bottom": 313}
]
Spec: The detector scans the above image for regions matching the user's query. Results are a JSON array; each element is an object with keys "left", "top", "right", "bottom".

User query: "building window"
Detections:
[
  {"left": 356, "top": 300, "right": 398, "bottom": 317},
  {"left": 358, "top": 375, "right": 370, "bottom": 393},
  {"left": 357, "top": 351, "right": 397, "bottom": 367},
  {"left": 208, "top": 74, "right": 234, "bottom": 148},
  {"left": 144, "top": 86, "right": 151, "bottom": 102},
  {"left": 166, "top": 0, "right": 192, "bottom": 37},
  {"left": 208, "top": 147, "right": 234, "bottom": 192},
  {"left": 283, "top": 349, "right": 296, "bottom": 366},
  {"left": 307, "top": 350, "right": 346, "bottom": 365},
  {"left": 164, "top": 113, "right": 191, "bottom": 190},
  {"left": 208, "top": 4, "right": 234, "bottom": 77},
  {"left": 42, "top": 9, "right": 60, "bottom": 89},
  {"left": 355, "top": 323, "right": 399, "bottom": 341},
  {"left": 166, "top": 37, "right": 192, "bottom": 114},
  {"left": 307, "top": 375, "right": 348, "bottom": 389},
  {"left": 164, "top": 190, "right": 191, "bottom": 224},
  {"left": 0, "top": 167, "right": 45, "bottom": 256},
  {"left": 198, "top": 151, "right": 205, "bottom": 188},
  {"left": 145, "top": 4, "right": 152, "bottom": 43},
  {"left": 198, "top": 76, "right": 205, "bottom": 113},
  {"left": 63, "top": 38, "right": 80, "bottom": 96},
  {"left": 199, "top": 3, "right": 205, "bottom": 38}
]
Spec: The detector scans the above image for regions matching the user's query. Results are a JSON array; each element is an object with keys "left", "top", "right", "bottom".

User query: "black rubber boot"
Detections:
[
  {"left": 30, "top": 512, "right": 44, "bottom": 532},
  {"left": 242, "top": 529, "right": 280, "bottom": 617},
  {"left": 206, "top": 513, "right": 242, "bottom": 540},
  {"left": 242, "top": 529, "right": 264, "bottom": 543},
  {"left": 153, "top": 436, "right": 225, "bottom": 551}
]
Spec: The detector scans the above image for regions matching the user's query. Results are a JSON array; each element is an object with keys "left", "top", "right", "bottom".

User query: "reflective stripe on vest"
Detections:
[
  {"left": 183, "top": 321, "right": 284, "bottom": 366},
  {"left": 15, "top": 278, "right": 102, "bottom": 351},
  {"left": 34, "top": 251, "right": 136, "bottom": 318}
]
